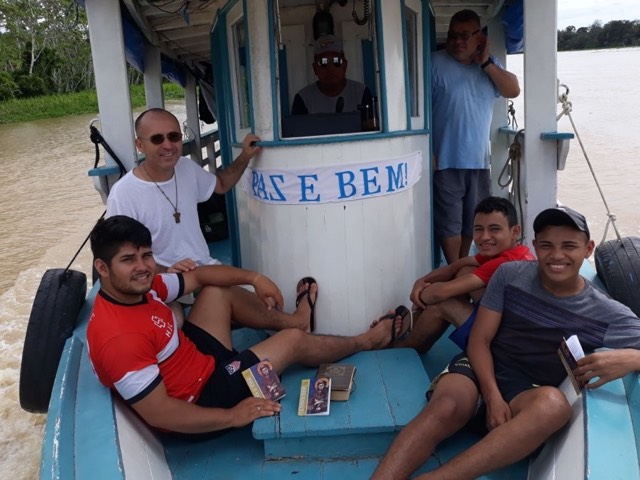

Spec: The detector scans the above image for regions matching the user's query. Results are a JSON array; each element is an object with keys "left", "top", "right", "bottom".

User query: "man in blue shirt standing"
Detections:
[{"left": 432, "top": 9, "right": 520, "bottom": 264}]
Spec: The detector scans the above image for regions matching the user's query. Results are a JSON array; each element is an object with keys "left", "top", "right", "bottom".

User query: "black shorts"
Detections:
[
  {"left": 427, "top": 353, "right": 539, "bottom": 404},
  {"left": 426, "top": 353, "right": 543, "bottom": 444},
  {"left": 167, "top": 322, "right": 261, "bottom": 440}
]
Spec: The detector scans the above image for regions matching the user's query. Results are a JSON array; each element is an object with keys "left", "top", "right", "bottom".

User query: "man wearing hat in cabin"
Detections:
[
  {"left": 291, "top": 34, "right": 373, "bottom": 115},
  {"left": 373, "top": 206, "right": 640, "bottom": 480}
]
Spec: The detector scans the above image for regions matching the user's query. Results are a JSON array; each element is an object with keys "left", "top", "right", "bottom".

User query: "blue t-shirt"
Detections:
[
  {"left": 431, "top": 49, "right": 501, "bottom": 170},
  {"left": 480, "top": 261, "right": 640, "bottom": 387}
]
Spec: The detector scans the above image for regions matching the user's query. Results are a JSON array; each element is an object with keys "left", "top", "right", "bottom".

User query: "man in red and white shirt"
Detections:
[
  {"left": 394, "top": 196, "right": 534, "bottom": 352},
  {"left": 88, "top": 215, "right": 395, "bottom": 437}
]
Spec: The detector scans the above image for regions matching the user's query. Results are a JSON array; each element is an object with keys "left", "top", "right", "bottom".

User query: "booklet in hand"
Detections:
[
  {"left": 558, "top": 335, "right": 586, "bottom": 394},
  {"left": 242, "top": 359, "right": 286, "bottom": 402},
  {"left": 298, "top": 376, "right": 331, "bottom": 416}
]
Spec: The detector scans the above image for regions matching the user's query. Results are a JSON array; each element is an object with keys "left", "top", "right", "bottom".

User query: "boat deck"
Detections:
[
  {"left": 159, "top": 328, "right": 528, "bottom": 479},
  {"left": 43, "top": 262, "right": 638, "bottom": 480}
]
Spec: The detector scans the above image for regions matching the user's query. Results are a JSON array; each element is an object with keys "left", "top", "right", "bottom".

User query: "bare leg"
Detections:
[
  {"left": 226, "top": 285, "right": 310, "bottom": 331},
  {"left": 393, "top": 299, "right": 473, "bottom": 353},
  {"left": 415, "top": 386, "right": 572, "bottom": 480},
  {"left": 249, "top": 323, "right": 394, "bottom": 373},
  {"left": 187, "top": 286, "right": 236, "bottom": 348},
  {"left": 187, "top": 283, "right": 311, "bottom": 339},
  {"left": 372, "top": 374, "right": 479, "bottom": 480},
  {"left": 188, "top": 282, "right": 396, "bottom": 367},
  {"left": 459, "top": 235, "right": 473, "bottom": 260},
  {"left": 440, "top": 236, "right": 462, "bottom": 265}
]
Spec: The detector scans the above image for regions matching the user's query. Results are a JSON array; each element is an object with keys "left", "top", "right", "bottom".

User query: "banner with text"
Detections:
[{"left": 242, "top": 151, "right": 422, "bottom": 205}]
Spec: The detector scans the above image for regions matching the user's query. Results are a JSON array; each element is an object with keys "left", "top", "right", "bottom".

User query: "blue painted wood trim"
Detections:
[
  {"left": 624, "top": 373, "right": 640, "bottom": 463},
  {"left": 585, "top": 376, "right": 640, "bottom": 480},
  {"left": 498, "top": 126, "right": 519, "bottom": 136},
  {"left": 540, "top": 131, "right": 574, "bottom": 140},
  {"left": 248, "top": 129, "right": 428, "bottom": 148},
  {"left": 278, "top": 46, "right": 290, "bottom": 116},
  {"left": 242, "top": 0, "right": 255, "bottom": 131},
  {"left": 375, "top": 3, "right": 388, "bottom": 133},
  {"left": 423, "top": 0, "right": 432, "bottom": 132},
  {"left": 40, "top": 283, "right": 125, "bottom": 480},
  {"left": 361, "top": 38, "right": 376, "bottom": 94},
  {"left": 40, "top": 336, "right": 81, "bottom": 480},
  {"left": 75, "top": 346, "right": 124, "bottom": 480},
  {"left": 400, "top": 1, "right": 412, "bottom": 130},
  {"left": 425, "top": 2, "right": 439, "bottom": 269},
  {"left": 265, "top": 432, "right": 398, "bottom": 460},
  {"left": 268, "top": 0, "right": 281, "bottom": 141},
  {"left": 211, "top": 5, "right": 242, "bottom": 266},
  {"left": 88, "top": 165, "right": 122, "bottom": 177}
]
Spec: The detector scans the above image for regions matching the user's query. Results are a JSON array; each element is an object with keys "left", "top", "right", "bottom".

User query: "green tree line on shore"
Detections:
[
  {"left": 558, "top": 19, "right": 640, "bottom": 51},
  {"left": 0, "top": 0, "right": 95, "bottom": 100},
  {"left": 0, "top": 0, "right": 148, "bottom": 102},
  {"left": 1, "top": 0, "right": 639, "bottom": 103}
]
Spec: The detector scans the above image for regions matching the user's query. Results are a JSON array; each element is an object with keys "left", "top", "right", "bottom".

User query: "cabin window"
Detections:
[
  {"left": 277, "top": 1, "right": 381, "bottom": 138},
  {"left": 405, "top": 6, "right": 419, "bottom": 117},
  {"left": 227, "top": 3, "right": 250, "bottom": 134},
  {"left": 404, "top": 0, "right": 424, "bottom": 130}
]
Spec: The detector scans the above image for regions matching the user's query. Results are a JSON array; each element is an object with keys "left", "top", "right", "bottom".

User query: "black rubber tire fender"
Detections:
[
  {"left": 595, "top": 236, "right": 640, "bottom": 317},
  {"left": 19, "top": 268, "right": 87, "bottom": 413}
]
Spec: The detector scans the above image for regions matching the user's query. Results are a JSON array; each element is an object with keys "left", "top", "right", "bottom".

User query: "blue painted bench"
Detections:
[{"left": 252, "top": 349, "right": 429, "bottom": 460}]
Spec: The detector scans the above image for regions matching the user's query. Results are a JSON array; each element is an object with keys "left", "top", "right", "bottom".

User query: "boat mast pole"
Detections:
[
  {"left": 84, "top": 0, "right": 137, "bottom": 175},
  {"left": 521, "top": 0, "right": 560, "bottom": 245}
]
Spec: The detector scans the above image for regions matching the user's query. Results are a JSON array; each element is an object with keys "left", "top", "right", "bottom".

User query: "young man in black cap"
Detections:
[{"left": 373, "top": 206, "right": 640, "bottom": 480}]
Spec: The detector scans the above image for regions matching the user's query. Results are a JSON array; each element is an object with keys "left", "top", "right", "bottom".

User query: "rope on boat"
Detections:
[
  {"left": 89, "top": 119, "right": 127, "bottom": 180},
  {"left": 64, "top": 211, "right": 106, "bottom": 274},
  {"left": 64, "top": 120, "right": 127, "bottom": 274},
  {"left": 498, "top": 127, "right": 525, "bottom": 243},
  {"left": 556, "top": 84, "right": 622, "bottom": 243}
]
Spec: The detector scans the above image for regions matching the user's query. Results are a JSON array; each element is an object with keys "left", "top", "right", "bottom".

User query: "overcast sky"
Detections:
[{"left": 558, "top": 0, "right": 640, "bottom": 29}]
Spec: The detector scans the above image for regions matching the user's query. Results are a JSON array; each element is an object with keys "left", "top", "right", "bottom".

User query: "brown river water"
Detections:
[{"left": 0, "top": 48, "right": 639, "bottom": 477}]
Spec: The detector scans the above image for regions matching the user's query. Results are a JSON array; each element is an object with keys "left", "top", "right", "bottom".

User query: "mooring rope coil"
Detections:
[
  {"left": 556, "top": 84, "right": 621, "bottom": 244},
  {"left": 499, "top": 128, "right": 525, "bottom": 243}
]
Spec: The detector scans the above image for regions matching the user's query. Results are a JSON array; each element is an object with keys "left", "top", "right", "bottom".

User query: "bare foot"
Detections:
[{"left": 366, "top": 312, "right": 402, "bottom": 350}]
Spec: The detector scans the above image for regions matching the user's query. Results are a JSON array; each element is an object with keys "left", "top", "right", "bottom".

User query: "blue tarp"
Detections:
[
  {"left": 121, "top": 7, "right": 186, "bottom": 86},
  {"left": 502, "top": 0, "right": 524, "bottom": 54},
  {"left": 78, "top": 0, "right": 186, "bottom": 86}
]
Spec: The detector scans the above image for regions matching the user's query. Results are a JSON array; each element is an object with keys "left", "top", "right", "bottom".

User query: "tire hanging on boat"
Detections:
[
  {"left": 594, "top": 236, "right": 640, "bottom": 317},
  {"left": 20, "top": 268, "right": 87, "bottom": 413}
]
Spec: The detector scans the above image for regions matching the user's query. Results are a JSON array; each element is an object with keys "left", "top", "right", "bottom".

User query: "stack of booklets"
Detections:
[
  {"left": 242, "top": 359, "right": 286, "bottom": 401},
  {"left": 557, "top": 335, "right": 586, "bottom": 394},
  {"left": 316, "top": 363, "right": 356, "bottom": 401},
  {"left": 298, "top": 376, "right": 332, "bottom": 416}
]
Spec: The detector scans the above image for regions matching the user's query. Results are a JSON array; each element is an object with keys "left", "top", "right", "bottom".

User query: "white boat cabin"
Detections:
[{"left": 85, "top": 0, "right": 568, "bottom": 336}]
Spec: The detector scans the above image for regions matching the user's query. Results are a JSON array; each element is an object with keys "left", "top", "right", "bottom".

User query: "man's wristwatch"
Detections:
[{"left": 481, "top": 58, "right": 494, "bottom": 69}]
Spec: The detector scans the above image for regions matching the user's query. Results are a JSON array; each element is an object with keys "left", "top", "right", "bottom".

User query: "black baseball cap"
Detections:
[{"left": 533, "top": 206, "right": 590, "bottom": 239}]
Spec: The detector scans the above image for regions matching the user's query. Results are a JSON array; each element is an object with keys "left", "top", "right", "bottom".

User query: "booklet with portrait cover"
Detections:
[
  {"left": 241, "top": 359, "right": 286, "bottom": 402},
  {"left": 316, "top": 363, "right": 356, "bottom": 401},
  {"left": 558, "top": 335, "right": 586, "bottom": 394},
  {"left": 297, "top": 377, "right": 332, "bottom": 416}
]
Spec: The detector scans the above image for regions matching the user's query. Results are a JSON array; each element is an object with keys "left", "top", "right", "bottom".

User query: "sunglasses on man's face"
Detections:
[
  {"left": 316, "top": 56, "right": 344, "bottom": 68},
  {"left": 138, "top": 131, "right": 183, "bottom": 145}
]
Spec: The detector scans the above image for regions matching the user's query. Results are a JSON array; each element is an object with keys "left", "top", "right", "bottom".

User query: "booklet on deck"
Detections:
[
  {"left": 316, "top": 364, "right": 356, "bottom": 401},
  {"left": 241, "top": 359, "right": 286, "bottom": 402},
  {"left": 297, "top": 377, "right": 332, "bottom": 416},
  {"left": 558, "top": 335, "right": 586, "bottom": 394}
]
